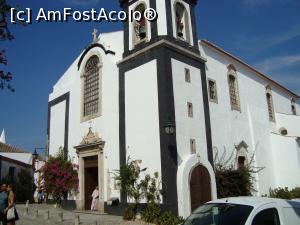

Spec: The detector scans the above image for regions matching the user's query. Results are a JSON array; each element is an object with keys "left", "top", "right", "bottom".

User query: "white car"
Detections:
[{"left": 183, "top": 197, "right": 300, "bottom": 225}]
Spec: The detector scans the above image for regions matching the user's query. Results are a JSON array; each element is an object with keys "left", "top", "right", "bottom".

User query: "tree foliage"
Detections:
[
  {"left": 267, "top": 187, "right": 300, "bottom": 199},
  {"left": 0, "top": 168, "right": 33, "bottom": 203},
  {"left": 41, "top": 148, "right": 79, "bottom": 204},
  {"left": 0, "top": 0, "right": 15, "bottom": 91}
]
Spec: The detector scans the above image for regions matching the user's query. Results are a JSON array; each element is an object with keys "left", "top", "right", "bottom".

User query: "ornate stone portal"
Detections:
[{"left": 74, "top": 127, "right": 105, "bottom": 212}]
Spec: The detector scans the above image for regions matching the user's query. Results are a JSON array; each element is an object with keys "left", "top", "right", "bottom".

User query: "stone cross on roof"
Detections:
[{"left": 92, "top": 28, "right": 99, "bottom": 43}]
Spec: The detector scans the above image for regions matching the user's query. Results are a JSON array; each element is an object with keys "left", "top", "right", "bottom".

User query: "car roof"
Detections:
[{"left": 208, "top": 197, "right": 300, "bottom": 208}]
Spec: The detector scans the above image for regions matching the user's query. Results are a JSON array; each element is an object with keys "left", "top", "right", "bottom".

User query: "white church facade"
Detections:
[{"left": 47, "top": 0, "right": 300, "bottom": 218}]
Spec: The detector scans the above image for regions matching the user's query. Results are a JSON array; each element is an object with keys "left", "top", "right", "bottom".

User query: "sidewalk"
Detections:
[{"left": 16, "top": 204, "right": 144, "bottom": 225}]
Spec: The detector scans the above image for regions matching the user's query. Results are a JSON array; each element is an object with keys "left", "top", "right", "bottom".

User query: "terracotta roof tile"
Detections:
[{"left": 0, "top": 142, "right": 29, "bottom": 153}]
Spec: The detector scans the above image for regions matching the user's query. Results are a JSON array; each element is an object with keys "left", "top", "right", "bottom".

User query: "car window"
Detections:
[
  {"left": 183, "top": 203, "right": 253, "bottom": 225},
  {"left": 252, "top": 208, "right": 280, "bottom": 225}
]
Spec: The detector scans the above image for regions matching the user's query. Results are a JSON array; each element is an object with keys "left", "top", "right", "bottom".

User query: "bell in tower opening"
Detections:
[
  {"left": 134, "top": 4, "right": 147, "bottom": 41},
  {"left": 176, "top": 4, "right": 185, "bottom": 38},
  {"left": 175, "top": 2, "right": 190, "bottom": 42}
]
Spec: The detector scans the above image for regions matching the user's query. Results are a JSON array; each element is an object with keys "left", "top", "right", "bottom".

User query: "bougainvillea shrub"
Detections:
[{"left": 41, "top": 153, "right": 79, "bottom": 203}]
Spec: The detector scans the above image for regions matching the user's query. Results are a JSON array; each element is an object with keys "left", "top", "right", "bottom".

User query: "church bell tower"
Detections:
[
  {"left": 118, "top": 0, "right": 213, "bottom": 215},
  {"left": 120, "top": 0, "right": 200, "bottom": 56}
]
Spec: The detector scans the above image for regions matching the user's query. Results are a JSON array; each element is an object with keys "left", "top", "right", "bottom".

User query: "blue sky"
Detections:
[{"left": 0, "top": 0, "right": 300, "bottom": 155}]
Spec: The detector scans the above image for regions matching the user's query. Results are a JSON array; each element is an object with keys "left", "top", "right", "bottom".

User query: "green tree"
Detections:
[
  {"left": 0, "top": 168, "right": 33, "bottom": 203},
  {"left": 0, "top": 0, "right": 14, "bottom": 91},
  {"left": 268, "top": 187, "right": 300, "bottom": 199},
  {"left": 116, "top": 157, "right": 147, "bottom": 206}
]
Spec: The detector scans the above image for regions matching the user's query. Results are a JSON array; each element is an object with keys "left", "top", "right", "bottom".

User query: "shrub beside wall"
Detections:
[
  {"left": 268, "top": 187, "right": 300, "bottom": 199},
  {"left": 116, "top": 157, "right": 183, "bottom": 225},
  {"left": 215, "top": 167, "right": 252, "bottom": 198},
  {"left": 214, "top": 148, "right": 264, "bottom": 198}
]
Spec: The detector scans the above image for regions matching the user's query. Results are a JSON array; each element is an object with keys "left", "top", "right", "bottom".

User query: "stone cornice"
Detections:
[{"left": 117, "top": 39, "right": 207, "bottom": 66}]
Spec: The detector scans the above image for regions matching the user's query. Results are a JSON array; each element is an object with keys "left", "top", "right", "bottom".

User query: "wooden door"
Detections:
[
  {"left": 84, "top": 156, "right": 98, "bottom": 210},
  {"left": 190, "top": 165, "right": 211, "bottom": 212}
]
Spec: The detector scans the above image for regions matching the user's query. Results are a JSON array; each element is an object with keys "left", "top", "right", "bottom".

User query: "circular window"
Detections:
[{"left": 279, "top": 128, "right": 288, "bottom": 136}]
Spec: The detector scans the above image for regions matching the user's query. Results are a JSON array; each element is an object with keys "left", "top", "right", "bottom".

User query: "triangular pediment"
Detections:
[
  {"left": 235, "top": 141, "right": 248, "bottom": 151},
  {"left": 74, "top": 127, "right": 105, "bottom": 153},
  {"left": 80, "top": 127, "right": 102, "bottom": 145}
]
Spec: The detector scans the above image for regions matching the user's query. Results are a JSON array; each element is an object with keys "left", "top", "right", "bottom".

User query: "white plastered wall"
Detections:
[
  {"left": 49, "top": 101, "right": 66, "bottom": 156},
  {"left": 271, "top": 134, "right": 300, "bottom": 188},
  {"left": 156, "top": 0, "right": 168, "bottom": 36},
  {"left": 200, "top": 42, "right": 300, "bottom": 195},
  {"left": 124, "top": 60, "right": 162, "bottom": 202}
]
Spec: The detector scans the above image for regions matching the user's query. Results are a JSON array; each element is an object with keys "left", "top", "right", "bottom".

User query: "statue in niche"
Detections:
[
  {"left": 135, "top": 13, "right": 146, "bottom": 40},
  {"left": 176, "top": 12, "right": 184, "bottom": 38}
]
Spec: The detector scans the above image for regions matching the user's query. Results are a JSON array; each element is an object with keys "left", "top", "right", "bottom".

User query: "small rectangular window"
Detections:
[
  {"left": 208, "top": 79, "right": 218, "bottom": 103},
  {"left": 291, "top": 100, "right": 296, "bottom": 115},
  {"left": 185, "top": 68, "right": 191, "bottom": 83},
  {"left": 292, "top": 105, "right": 296, "bottom": 115},
  {"left": 187, "top": 102, "right": 193, "bottom": 117},
  {"left": 190, "top": 139, "right": 196, "bottom": 154}
]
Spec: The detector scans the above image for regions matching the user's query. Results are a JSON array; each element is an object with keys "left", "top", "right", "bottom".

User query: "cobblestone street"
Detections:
[{"left": 15, "top": 204, "right": 143, "bottom": 225}]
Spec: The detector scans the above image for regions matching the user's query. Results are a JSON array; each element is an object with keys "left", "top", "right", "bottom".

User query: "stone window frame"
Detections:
[
  {"left": 291, "top": 98, "right": 297, "bottom": 115},
  {"left": 187, "top": 102, "right": 193, "bottom": 118},
  {"left": 174, "top": 1, "right": 191, "bottom": 44},
  {"left": 185, "top": 68, "right": 191, "bottom": 83},
  {"left": 132, "top": 1, "right": 148, "bottom": 47},
  {"left": 207, "top": 78, "right": 218, "bottom": 104},
  {"left": 227, "top": 64, "right": 241, "bottom": 111},
  {"left": 190, "top": 139, "right": 196, "bottom": 154},
  {"left": 266, "top": 85, "right": 276, "bottom": 122},
  {"left": 80, "top": 53, "right": 103, "bottom": 123}
]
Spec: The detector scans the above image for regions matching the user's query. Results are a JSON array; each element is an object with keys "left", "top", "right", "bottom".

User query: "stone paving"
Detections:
[{"left": 15, "top": 204, "right": 145, "bottom": 225}]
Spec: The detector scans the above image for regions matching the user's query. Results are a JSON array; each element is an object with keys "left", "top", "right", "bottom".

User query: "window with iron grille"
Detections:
[
  {"left": 266, "top": 92, "right": 275, "bottom": 122},
  {"left": 83, "top": 56, "right": 100, "bottom": 117},
  {"left": 229, "top": 75, "right": 237, "bottom": 105}
]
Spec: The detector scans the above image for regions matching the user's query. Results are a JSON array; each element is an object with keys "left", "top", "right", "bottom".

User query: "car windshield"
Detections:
[{"left": 183, "top": 203, "right": 253, "bottom": 225}]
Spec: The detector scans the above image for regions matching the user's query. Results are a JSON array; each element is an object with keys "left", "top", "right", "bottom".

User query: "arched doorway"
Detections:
[{"left": 190, "top": 165, "right": 212, "bottom": 212}]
